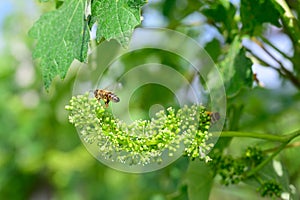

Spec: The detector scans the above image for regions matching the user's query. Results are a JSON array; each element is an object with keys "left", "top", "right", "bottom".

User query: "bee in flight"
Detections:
[{"left": 94, "top": 89, "right": 120, "bottom": 108}]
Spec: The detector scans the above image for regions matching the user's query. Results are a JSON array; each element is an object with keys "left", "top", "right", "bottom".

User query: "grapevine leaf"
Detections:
[
  {"left": 185, "top": 160, "right": 214, "bottom": 200},
  {"left": 219, "top": 37, "right": 253, "bottom": 97},
  {"left": 240, "top": 0, "right": 283, "bottom": 35},
  {"left": 91, "top": 0, "right": 146, "bottom": 47},
  {"left": 201, "top": 1, "right": 236, "bottom": 28},
  {"left": 29, "top": 0, "right": 89, "bottom": 89},
  {"left": 204, "top": 38, "right": 221, "bottom": 62},
  {"left": 201, "top": 1, "right": 237, "bottom": 41}
]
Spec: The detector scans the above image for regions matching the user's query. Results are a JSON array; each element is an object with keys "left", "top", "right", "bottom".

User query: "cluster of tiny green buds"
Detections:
[
  {"left": 257, "top": 180, "right": 283, "bottom": 198},
  {"left": 181, "top": 105, "right": 213, "bottom": 162},
  {"left": 210, "top": 153, "right": 246, "bottom": 185},
  {"left": 244, "top": 146, "right": 264, "bottom": 166},
  {"left": 209, "top": 146, "right": 285, "bottom": 198},
  {"left": 210, "top": 146, "right": 265, "bottom": 186},
  {"left": 65, "top": 92, "right": 214, "bottom": 165}
]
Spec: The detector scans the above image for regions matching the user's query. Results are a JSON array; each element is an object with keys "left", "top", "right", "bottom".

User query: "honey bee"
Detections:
[
  {"left": 94, "top": 89, "right": 120, "bottom": 107},
  {"left": 206, "top": 111, "right": 220, "bottom": 124}
]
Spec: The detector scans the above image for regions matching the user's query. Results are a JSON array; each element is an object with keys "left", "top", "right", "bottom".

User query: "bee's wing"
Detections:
[{"left": 103, "top": 82, "right": 123, "bottom": 91}]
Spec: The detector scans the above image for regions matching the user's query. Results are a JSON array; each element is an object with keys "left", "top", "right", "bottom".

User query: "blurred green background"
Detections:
[
  {"left": 0, "top": 1, "right": 191, "bottom": 199},
  {"left": 1, "top": 1, "right": 300, "bottom": 199}
]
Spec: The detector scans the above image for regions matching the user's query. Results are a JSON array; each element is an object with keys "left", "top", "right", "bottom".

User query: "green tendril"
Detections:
[{"left": 65, "top": 93, "right": 213, "bottom": 165}]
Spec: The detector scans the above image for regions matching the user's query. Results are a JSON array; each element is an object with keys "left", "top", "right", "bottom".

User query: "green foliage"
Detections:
[
  {"left": 65, "top": 93, "right": 213, "bottom": 165},
  {"left": 185, "top": 160, "right": 214, "bottom": 200},
  {"left": 29, "top": 0, "right": 89, "bottom": 89},
  {"left": 127, "top": 0, "right": 147, "bottom": 9},
  {"left": 90, "top": 0, "right": 146, "bottom": 47},
  {"left": 208, "top": 146, "right": 291, "bottom": 198},
  {"left": 3, "top": 0, "right": 300, "bottom": 199},
  {"left": 240, "top": 0, "right": 283, "bottom": 35},
  {"left": 29, "top": 0, "right": 146, "bottom": 89},
  {"left": 210, "top": 147, "right": 264, "bottom": 186},
  {"left": 219, "top": 37, "right": 253, "bottom": 97},
  {"left": 201, "top": 1, "right": 237, "bottom": 41}
]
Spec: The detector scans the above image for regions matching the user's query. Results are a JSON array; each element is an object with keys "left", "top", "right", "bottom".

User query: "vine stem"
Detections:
[
  {"left": 276, "top": 0, "right": 294, "bottom": 18},
  {"left": 246, "top": 141, "right": 288, "bottom": 178},
  {"left": 216, "top": 129, "right": 300, "bottom": 143},
  {"left": 217, "top": 131, "right": 286, "bottom": 142},
  {"left": 214, "top": 129, "right": 300, "bottom": 178},
  {"left": 250, "top": 37, "right": 300, "bottom": 89}
]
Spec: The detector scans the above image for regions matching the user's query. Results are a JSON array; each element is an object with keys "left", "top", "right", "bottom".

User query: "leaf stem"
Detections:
[
  {"left": 246, "top": 37, "right": 300, "bottom": 89},
  {"left": 243, "top": 45, "right": 283, "bottom": 75},
  {"left": 276, "top": 0, "right": 295, "bottom": 18},
  {"left": 276, "top": 0, "right": 300, "bottom": 46},
  {"left": 264, "top": 141, "right": 300, "bottom": 153},
  {"left": 259, "top": 36, "right": 290, "bottom": 60}
]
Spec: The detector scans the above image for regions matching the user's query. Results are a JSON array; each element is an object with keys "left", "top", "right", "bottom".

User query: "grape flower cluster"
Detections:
[{"left": 65, "top": 93, "right": 214, "bottom": 165}]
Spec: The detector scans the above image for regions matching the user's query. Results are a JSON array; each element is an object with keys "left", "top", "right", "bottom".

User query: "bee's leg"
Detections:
[{"left": 104, "top": 99, "right": 110, "bottom": 108}]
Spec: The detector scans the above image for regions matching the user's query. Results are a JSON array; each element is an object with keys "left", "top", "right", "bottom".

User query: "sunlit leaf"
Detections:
[
  {"left": 29, "top": 0, "right": 89, "bottom": 89},
  {"left": 219, "top": 37, "right": 253, "bottom": 97},
  {"left": 91, "top": 0, "right": 146, "bottom": 47}
]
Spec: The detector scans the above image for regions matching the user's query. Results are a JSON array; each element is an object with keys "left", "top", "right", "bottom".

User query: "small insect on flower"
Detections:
[
  {"left": 206, "top": 111, "right": 220, "bottom": 124},
  {"left": 94, "top": 89, "right": 120, "bottom": 108}
]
